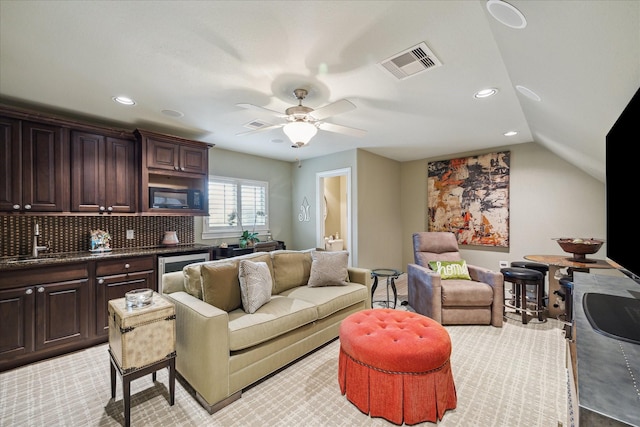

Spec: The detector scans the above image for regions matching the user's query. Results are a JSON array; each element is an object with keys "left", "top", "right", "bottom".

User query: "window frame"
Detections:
[{"left": 202, "top": 176, "right": 269, "bottom": 240}]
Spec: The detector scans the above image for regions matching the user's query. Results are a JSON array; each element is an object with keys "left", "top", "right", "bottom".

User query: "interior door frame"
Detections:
[{"left": 316, "top": 167, "right": 352, "bottom": 266}]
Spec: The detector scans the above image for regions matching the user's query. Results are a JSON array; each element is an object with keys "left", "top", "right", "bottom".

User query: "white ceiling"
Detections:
[{"left": 1, "top": 1, "right": 638, "bottom": 182}]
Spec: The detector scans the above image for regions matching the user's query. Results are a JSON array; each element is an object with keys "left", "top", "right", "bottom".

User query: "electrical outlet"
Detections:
[
  {"left": 126, "top": 230, "right": 134, "bottom": 240},
  {"left": 499, "top": 260, "right": 509, "bottom": 269}
]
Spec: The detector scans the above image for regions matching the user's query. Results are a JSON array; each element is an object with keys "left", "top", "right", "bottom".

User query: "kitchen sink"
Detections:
[{"left": 583, "top": 293, "right": 640, "bottom": 344}]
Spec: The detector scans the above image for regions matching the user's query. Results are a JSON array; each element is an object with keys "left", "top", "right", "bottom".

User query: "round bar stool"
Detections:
[
  {"left": 501, "top": 267, "right": 545, "bottom": 324},
  {"left": 510, "top": 261, "right": 549, "bottom": 308}
]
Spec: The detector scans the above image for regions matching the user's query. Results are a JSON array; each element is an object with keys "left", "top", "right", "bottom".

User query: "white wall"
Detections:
[{"left": 194, "top": 147, "right": 293, "bottom": 247}]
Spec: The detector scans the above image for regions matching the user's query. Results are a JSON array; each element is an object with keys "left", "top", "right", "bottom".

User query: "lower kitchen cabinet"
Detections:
[
  {"left": 0, "top": 263, "right": 89, "bottom": 371},
  {"left": 0, "top": 255, "right": 156, "bottom": 372},
  {"left": 95, "top": 256, "right": 155, "bottom": 336}
]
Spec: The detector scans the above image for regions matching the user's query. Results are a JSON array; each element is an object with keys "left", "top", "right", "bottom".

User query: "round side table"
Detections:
[{"left": 371, "top": 268, "right": 402, "bottom": 309}]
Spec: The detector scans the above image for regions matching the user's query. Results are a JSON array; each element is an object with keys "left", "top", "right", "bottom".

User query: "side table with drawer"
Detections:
[{"left": 108, "top": 292, "right": 176, "bottom": 427}]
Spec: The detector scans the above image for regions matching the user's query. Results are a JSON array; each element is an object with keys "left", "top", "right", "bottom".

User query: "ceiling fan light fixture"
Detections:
[{"left": 283, "top": 121, "right": 317, "bottom": 147}]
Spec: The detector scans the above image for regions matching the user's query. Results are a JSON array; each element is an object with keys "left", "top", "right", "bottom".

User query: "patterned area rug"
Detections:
[{"left": 0, "top": 307, "right": 567, "bottom": 426}]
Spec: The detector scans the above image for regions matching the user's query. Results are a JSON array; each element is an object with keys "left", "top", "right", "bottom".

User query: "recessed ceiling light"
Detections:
[
  {"left": 486, "top": 0, "right": 527, "bottom": 29},
  {"left": 515, "top": 85, "right": 541, "bottom": 101},
  {"left": 474, "top": 88, "right": 498, "bottom": 99},
  {"left": 112, "top": 96, "right": 136, "bottom": 106},
  {"left": 504, "top": 131, "right": 518, "bottom": 137},
  {"left": 162, "top": 109, "right": 184, "bottom": 118}
]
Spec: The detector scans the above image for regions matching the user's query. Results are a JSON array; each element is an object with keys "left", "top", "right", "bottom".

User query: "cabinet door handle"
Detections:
[
  {"left": 24, "top": 204, "right": 32, "bottom": 210},
  {"left": 180, "top": 167, "right": 185, "bottom": 171},
  {"left": 37, "top": 287, "right": 44, "bottom": 293},
  {"left": 174, "top": 166, "right": 179, "bottom": 170},
  {"left": 98, "top": 278, "right": 104, "bottom": 284},
  {"left": 26, "top": 288, "right": 33, "bottom": 295},
  {"left": 124, "top": 263, "right": 130, "bottom": 269},
  {"left": 99, "top": 206, "right": 105, "bottom": 211},
  {"left": 13, "top": 204, "right": 20, "bottom": 210},
  {"left": 107, "top": 206, "right": 113, "bottom": 212}
]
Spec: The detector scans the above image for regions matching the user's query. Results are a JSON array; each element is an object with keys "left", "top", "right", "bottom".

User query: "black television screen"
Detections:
[{"left": 606, "top": 86, "right": 640, "bottom": 282}]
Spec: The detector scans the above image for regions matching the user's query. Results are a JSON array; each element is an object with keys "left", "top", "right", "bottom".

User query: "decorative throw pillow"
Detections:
[
  {"left": 201, "top": 263, "right": 242, "bottom": 312},
  {"left": 307, "top": 250, "right": 349, "bottom": 287},
  {"left": 238, "top": 260, "right": 272, "bottom": 313},
  {"left": 428, "top": 260, "right": 472, "bottom": 280}
]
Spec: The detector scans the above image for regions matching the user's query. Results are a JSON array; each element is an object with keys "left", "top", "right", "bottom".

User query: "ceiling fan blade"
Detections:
[
  {"left": 236, "top": 124, "right": 284, "bottom": 136},
  {"left": 318, "top": 122, "right": 367, "bottom": 138},
  {"left": 236, "top": 103, "right": 287, "bottom": 118},
  {"left": 308, "top": 99, "right": 356, "bottom": 121}
]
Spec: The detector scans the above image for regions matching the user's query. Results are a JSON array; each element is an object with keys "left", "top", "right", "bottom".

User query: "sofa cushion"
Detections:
[
  {"left": 183, "top": 264, "right": 204, "bottom": 299},
  {"left": 227, "top": 295, "right": 318, "bottom": 351},
  {"left": 441, "top": 280, "right": 493, "bottom": 306},
  {"left": 183, "top": 252, "right": 274, "bottom": 301},
  {"left": 238, "top": 260, "right": 272, "bottom": 314},
  {"left": 280, "top": 282, "right": 367, "bottom": 319},
  {"left": 271, "top": 251, "right": 312, "bottom": 294},
  {"left": 201, "top": 262, "right": 242, "bottom": 312},
  {"left": 308, "top": 250, "right": 349, "bottom": 287}
]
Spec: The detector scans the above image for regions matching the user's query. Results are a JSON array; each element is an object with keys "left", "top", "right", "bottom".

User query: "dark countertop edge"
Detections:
[
  {"left": 572, "top": 272, "right": 640, "bottom": 427},
  {"left": 0, "top": 244, "right": 215, "bottom": 271}
]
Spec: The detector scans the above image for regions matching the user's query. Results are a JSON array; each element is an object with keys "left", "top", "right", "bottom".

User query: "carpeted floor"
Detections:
[{"left": 0, "top": 275, "right": 568, "bottom": 426}]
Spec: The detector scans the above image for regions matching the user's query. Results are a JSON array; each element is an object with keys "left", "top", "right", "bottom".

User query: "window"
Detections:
[{"left": 203, "top": 176, "right": 269, "bottom": 239}]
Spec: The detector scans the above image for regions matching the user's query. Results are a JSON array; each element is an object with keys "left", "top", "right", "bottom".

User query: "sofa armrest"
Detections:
[
  {"left": 467, "top": 265, "right": 504, "bottom": 327},
  {"left": 348, "top": 267, "right": 373, "bottom": 307},
  {"left": 164, "top": 291, "right": 231, "bottom": 406},
  {"left": 161, "top": 271, "right": 185, "bottom": 294},
  {"left": 407, "top": 263, "right": 442, "bottom": 322}
]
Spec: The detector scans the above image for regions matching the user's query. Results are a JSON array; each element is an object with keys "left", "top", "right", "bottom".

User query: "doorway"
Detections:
[{"left": 316, "top": 168, "right": 352, "bottom": 265}]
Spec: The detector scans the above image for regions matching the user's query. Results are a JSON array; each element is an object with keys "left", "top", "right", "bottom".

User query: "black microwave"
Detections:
[{"left": 150, "top": 187, "right": 204, "bottom": 210}]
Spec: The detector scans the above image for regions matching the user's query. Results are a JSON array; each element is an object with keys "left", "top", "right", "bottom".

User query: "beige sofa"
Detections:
[{"left": 161, "top": 249, "right": 372, "bottom": 413}]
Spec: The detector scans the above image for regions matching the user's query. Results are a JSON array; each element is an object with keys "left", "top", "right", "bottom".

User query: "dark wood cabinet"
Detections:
[
  {"left": 0, "top": 118, "right": 68, "bottom": 212},
  {"left": 135, "top": 129, "right": 210, "bottom": 214},
  {"left": 0, "top": 263, "right": 89, "bottom": 371},
  {"left": 71, "top": 131, "right": 137, "bottom": 213},
  {"left": 94, "top": 256, "right": 155, "bottom": 336},
  {"left": 34, "top": 277, "right": 89, "bottom": 351},
  {"left": 146, "top": 135, "right": 208, "bottom": 175}
]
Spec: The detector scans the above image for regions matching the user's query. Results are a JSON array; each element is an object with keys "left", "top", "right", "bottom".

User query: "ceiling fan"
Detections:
[{"left": 236, "top": 88, "right": 366, "bottom": 148}]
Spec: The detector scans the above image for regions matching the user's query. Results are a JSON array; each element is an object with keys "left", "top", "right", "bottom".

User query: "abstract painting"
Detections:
[{"left": 427, "top": 151, "right": 510, "bottom": 247}]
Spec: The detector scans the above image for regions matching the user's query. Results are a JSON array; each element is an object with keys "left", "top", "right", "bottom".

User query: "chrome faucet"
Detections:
[{"left": 32, "top": 223, "right": 48, "bottom": 257}]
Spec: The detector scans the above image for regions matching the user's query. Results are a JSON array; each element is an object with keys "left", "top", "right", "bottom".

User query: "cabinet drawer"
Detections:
[{"left": 96, "top": 256, "right": 154, "bottom": 276}]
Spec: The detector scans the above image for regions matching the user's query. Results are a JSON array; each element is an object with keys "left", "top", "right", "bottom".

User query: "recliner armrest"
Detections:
[
  {"left": 467, "top": 264, "right": 504, "bottom": 327},
  {"left": 407, "top": 263, "right": 443, "bottom": 322}
]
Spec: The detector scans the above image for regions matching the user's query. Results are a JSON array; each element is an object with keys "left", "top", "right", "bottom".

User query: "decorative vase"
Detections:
[{"left": 162, "top": 231, "right": 179, "bottom": 246}]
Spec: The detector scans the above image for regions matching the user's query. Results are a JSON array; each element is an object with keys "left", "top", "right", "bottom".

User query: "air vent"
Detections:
[
  {"left": 378, "top": 42, "right": 442, "bottom": 80},
  {"left": 243, "top": 119, "right": 272, "bottom": 130}
]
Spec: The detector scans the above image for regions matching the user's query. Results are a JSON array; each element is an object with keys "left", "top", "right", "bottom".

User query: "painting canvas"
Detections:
[{"left": 427, "top": 151, "right": 510, "bottom": 247}]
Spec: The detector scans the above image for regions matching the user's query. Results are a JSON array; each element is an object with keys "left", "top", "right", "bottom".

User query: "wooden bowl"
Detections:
[{"left": 554, "top": 238, "right": 604, "bottom": 262}]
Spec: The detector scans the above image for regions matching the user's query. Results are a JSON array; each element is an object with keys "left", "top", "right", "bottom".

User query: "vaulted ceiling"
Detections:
[{"left": 1, "top": 1, "right": 638, "bottom": 182}]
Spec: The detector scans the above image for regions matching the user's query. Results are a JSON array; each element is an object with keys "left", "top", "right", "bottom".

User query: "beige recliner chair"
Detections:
[{"left": 408, "top": 232, "right": 503, "bottom": 327}]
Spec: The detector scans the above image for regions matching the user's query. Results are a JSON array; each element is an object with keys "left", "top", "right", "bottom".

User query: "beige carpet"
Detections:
[{"left": 0, "top": 278, "right": 568, "bottom": 426}]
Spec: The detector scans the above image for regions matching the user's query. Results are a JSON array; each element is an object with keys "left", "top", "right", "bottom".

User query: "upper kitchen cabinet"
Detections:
[
  {"left": 0, "top": 117, "right": 69, "bottom": 213},
  {"left": 71, "top": 131, "right": 137, "bottom": 213},
  {"left": 135, "top": 129, "right": 212, "bottom": 215}
]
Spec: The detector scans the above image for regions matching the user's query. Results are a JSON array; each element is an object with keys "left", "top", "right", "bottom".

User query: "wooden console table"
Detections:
[{"left": 523, "top": 255, "right": 614, "bottom": 318}]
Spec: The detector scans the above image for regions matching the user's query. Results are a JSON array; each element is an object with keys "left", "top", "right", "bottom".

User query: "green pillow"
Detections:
[{"left": 428, "top": 260, "right": 472, "bottom": 280}]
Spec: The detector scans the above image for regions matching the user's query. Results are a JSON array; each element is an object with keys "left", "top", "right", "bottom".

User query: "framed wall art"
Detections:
[{"left": 427, "top": 151, "right": 510, "bottom": 247}]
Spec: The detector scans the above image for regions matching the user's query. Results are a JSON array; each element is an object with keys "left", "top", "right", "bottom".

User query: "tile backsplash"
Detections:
[{"left": 0, "top": 216, "right": 194, "bottom": 257}]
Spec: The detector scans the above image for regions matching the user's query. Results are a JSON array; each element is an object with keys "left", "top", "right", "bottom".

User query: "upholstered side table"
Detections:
[{"left": 108, "top": 292, "right": 176, "bottom": 427}]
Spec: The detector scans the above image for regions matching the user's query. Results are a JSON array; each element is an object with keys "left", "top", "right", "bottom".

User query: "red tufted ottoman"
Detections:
[{"left": 338, "top": 309, "right": 457, "bottom": 425}]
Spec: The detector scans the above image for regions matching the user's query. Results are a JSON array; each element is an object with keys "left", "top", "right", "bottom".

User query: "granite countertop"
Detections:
[
  {"left": 0, "top": 244, "right": 215, "bottom": 271},
  {"left": 572, "top": 272, "right": 640, "bottom": 426}
]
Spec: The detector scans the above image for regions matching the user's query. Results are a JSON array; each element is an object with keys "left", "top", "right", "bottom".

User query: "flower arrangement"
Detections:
[{"left": 90, "top": 229, "right": 112, "bottom": 252}]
